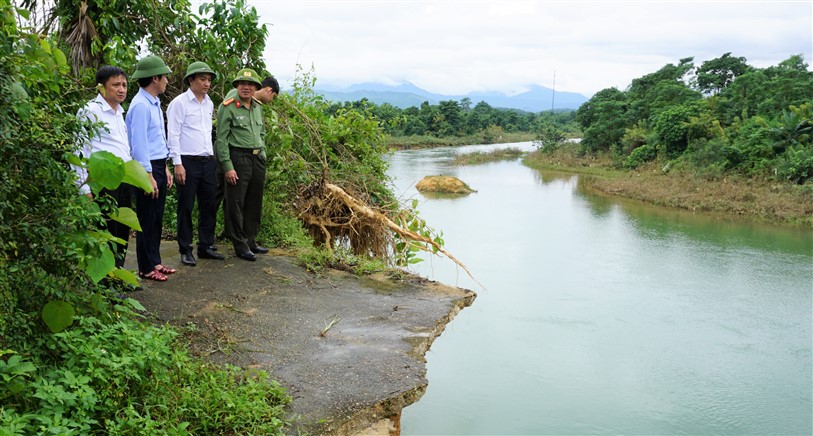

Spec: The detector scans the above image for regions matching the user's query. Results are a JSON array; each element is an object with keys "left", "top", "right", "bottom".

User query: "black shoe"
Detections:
[
  {"left": 198, "top": 247, "right": 225, "bottom": 260},
  {"left": 237, "top": 250, "right": 257, "bottom": 261},
  {"left": 250, "top": 245, "right": 269, "bottom": 254},
  {"left": 209, "top": 245, "right": 218, "bottom": 251},
  {"left": 181, "top": 251, "right": 197, "bottom": 266}
]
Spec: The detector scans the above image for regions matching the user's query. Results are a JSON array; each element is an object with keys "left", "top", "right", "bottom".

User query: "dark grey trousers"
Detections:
[{"left": 223, "top": 149, "right": 266, "bottom": 254}]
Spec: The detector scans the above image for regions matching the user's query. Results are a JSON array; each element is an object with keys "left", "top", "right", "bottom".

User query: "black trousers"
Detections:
[
  {"left": 99, "top": 183, "right": 135, "bottom": 268},
  {"left": 224, "top": 149, "right": 266, "bottom": 254},
  {"left": 176, "top": 155, "right": 217, "bottom": 254},
  {"left": 136, "top": 159, "right": 168, "bottom": 273}
]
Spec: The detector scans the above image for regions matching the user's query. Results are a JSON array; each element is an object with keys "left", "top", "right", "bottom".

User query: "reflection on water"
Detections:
[{"left": 392, "top": 143, "right": 813, "bottom": 435}]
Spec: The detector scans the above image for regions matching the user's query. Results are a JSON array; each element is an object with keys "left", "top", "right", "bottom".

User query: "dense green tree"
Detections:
[
  {"left": 718, "top": 54, "right": 813, "bottom": 121},
  {"left": 652, "top": 100, "right": 705, "bottom": 158},
  {"left": 325, "top": 95, "right": 581, "bottom": 147},
  {"left": 437, "top": 100, "right": 464, "bottom": 136},
  {"left": 575, "top": 54, "right": 813, "bottom": 182},
  {"left": 576, "top": 87, "right": 628, "bottom": 152},
  {"left": 626, "top": 57, "right": 695, "bottom": 121},
  {"left": 696, "top": 52, "right": 750, "bottom": 95},
  {"left": 466, "top": 101, "right": 494, "bottom": 134}
]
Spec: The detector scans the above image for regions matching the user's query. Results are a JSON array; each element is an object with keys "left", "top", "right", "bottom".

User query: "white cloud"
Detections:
[{"left": 251, "top": 0, "right": 813, "bottom": 97}]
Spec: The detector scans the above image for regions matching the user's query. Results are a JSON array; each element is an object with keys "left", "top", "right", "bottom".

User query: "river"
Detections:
[{"left": 386, "top": 142, "right": 813, "bottom": 435}]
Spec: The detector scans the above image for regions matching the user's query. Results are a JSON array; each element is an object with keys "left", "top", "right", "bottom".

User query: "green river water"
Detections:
[{"left": 388, "top": 142, "right": 812, "bottom": 435}]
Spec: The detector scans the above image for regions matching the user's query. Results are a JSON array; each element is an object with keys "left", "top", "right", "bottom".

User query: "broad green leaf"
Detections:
[
  {"left": 110, "top": 268, "right": 139, "bottom": 286},
  {"left": 86, "top": 230, "right": 120, "bottom": 243},
  {"left": 53, "top": 48, "right": 69, "bottom": 73},
  {"left": 88, "top": 151, "right": 125, "bottom": 190},
  {"left": 65, "top": 153, "right": 83, "bottom": 166},
  {"left": 15, "top": 7, "right": 30, "bottom": 20},
  {"left": 125, "top": 297, "right": 146, "bottom": 312},
  {"left": 109, "top": 206, "right": 141, "bottom": 231},
  {"left": 42, "top": 300, "right": 75, "bottom": 333},
  {"left": 121, "top": 159, "right": 153, "bottom": 193},
  {"left": 90, "top": 293, "right": 106, "bottom": 313},
  {"left": 38, "top": 38, "right": 51, "bottom": 54},
  {"left": 86, "top": 245, "right": 115, "bottom": 283},
  {"left": 7, "top": 379, "right": 26, "bottom": 395}
]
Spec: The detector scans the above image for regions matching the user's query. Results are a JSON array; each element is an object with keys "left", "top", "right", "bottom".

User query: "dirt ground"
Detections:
[{"left": 125, "top": 241, "right": 475, "bottom": 435}]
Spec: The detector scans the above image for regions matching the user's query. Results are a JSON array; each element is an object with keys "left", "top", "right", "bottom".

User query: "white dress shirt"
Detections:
[
  {"left": 74, "top": 94, "right": 131, "bottom": 195},
  {"left": 166, "top": 88, "right": 214, "bottom": 165}
]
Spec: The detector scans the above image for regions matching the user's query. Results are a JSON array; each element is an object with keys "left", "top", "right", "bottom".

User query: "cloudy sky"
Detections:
[{"left": 250, "top": 0, "right": 812, "bottom": 97}]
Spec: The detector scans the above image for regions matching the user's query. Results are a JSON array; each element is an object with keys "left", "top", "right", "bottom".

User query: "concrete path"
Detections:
[{"left": 127, "top": 241, "right": 475, "bottom": 435}]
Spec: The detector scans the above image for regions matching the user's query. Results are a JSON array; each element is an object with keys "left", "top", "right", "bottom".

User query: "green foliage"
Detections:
[
  {"left": 652, "top": 101, "right": 704, "bottom": 158},
  {"left": 3, "top": 3, "right": 291, "bottom": 434},
  {"left": 696, "top": 52, "right": 750, "bottom": 95},
  {"left": 453, "top": 147, "right": 525, "bottom": 165},
  {"left": 576, "top": 53, "right": 813, "bottom": 184},
  {"left": 684, "top": 138, "right": 729, "bottom": 180},
  {"left": 329, "top": 94, "right": 578, "bottom": 143},
  {"left": 0, "top": 317, "right": 290, "bottom": 434},
  {"left": 392, "top": 199, "right": 445, "bottom": 268},
  {"left": 1, "top": 1, "right": 111, "bottom": 343},
  {"left": 611, "top": 123, "right": 649, "bottom": 164},
  {"left": 716, "top": 55, "right": 813, "bottom": 122},
  {"left": 534, "top": 122, "right": 567, "bottom": 153},
  {"left": 624, "top": 143, "right": 658, "bottom": 169},
  {"left": 297, "top": 247, "right": 389, "bottom": 276},
  {"left": 268, "top": 67, "right": 394, "bottom": 211},
  {"left": 576, "top": 87, "right": 628, "bottom": 153}
]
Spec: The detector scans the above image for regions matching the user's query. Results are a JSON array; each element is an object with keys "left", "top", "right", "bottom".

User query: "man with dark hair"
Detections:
[
  {"left": 73, "top": 65, "right": 133, "bottom": 268},
  {"left": 167, "top": 61, "right": 224, "bottom": 266},
  {"left": 215, "top": 68, "right": 275, "bottom": 261},
  {"left": 254, "top": 75, "right": 279, "bottom": 103},
  {"left": 126, "top": 55, "right": 175, "bottom": 281}
]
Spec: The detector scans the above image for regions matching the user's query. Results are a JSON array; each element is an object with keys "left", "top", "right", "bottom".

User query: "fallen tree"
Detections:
[{"left": 296, "top": 180, "right": 478, "bottom": 283}]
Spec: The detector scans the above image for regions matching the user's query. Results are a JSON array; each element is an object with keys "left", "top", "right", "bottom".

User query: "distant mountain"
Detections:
[{"left": 315, "top": 81, "right": 588, "bottom": 112}]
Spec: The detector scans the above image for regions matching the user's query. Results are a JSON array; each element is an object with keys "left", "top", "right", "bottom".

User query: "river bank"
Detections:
[
  {"left": 126, "top": 242, "right": 475, "bottom": 435},
  {"left": 386, "top": 132, "right": 536, "bottom": 149},
  {"left": 522, "top": 147, "right": 813, "bottom": 228}
]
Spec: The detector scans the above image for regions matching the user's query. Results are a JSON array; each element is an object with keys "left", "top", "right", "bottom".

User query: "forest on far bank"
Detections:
[{"left": 329, "top": 53, "right": 812, "bottom": 187}]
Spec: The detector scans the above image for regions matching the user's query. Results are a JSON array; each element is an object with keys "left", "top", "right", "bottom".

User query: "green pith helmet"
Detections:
[
  {"left": 184, "top": 61, "right": 217, "bottom": 85},
  {"left": 131, "top": 55, "right": 172, "bottom": 80},
  {"left": 231, "top": 68, "right": 262, "bottom": 88}
]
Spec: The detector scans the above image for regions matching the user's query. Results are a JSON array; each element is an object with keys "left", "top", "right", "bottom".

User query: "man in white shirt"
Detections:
[
  {"left": 167, "top": 61, "right": 224, "bottom": 266},
  {"left": 74, "top": 65, "right": 134, "bottom": 268}
]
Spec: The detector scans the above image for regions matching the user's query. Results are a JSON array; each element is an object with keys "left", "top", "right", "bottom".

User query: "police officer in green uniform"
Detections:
[
  {"left": 214, "top": 74, "right": 279, "bottom": 221},
  {"left": 215, "top": 68, "right": 268, "bottom": 261}
]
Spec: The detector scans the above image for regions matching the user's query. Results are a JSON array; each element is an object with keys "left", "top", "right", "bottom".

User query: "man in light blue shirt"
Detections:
[{"left": 125, "top": 55, "right": 175, "bottom": 282}]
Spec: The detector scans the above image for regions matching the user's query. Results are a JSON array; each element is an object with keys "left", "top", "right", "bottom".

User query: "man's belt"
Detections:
[
  {"left": 182, "top": 155, "right": 214, "bottom": 161},
  {"left": 230, "top": 147, "right": 262, "bottom": 155}
]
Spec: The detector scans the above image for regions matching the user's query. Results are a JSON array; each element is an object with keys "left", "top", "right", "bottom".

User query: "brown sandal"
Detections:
[
  {"left": 139, "top": 270, "right": 168, "bottom": 282},
  {"left": 155, "top": 264, "right": 176, "bottom": 275}
]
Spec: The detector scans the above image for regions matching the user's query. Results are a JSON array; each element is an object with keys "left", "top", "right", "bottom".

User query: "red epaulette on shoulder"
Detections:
[{"left": 222, "top": 98, "right": 235, "bottom": 106}]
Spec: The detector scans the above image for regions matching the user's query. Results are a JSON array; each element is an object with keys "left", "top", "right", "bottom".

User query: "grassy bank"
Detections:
[
  {"left": 452, "top": 147, "right": 526, "bottom": 165},
  {"left": 523, "top": 145, "right": 813, "bottom": 228},
  {"left": 387, "top": 132, "right": 536, "bottom": 149}
]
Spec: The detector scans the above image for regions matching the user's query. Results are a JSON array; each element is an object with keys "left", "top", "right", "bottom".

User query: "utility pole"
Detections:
[{"left": 551, "top": 71, "right": 556, "bottom": 112}]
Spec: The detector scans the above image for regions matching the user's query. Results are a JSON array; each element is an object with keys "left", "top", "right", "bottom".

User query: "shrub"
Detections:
[
  {"left": 776, "top": 143, "right": 813, "bottom": 184},
  {"left": 624, "top": 143, "right": 658, "bottom": 169},
  {"left": 0, "top": 316, "right": 290, "bottom": 434}
]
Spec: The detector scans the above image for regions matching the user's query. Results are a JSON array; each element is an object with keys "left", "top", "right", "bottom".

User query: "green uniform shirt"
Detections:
[{"left": 215, "top": 91, "right": 265, "bottom": 172}]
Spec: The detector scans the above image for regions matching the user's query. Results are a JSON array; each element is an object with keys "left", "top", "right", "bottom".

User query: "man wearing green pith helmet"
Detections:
[
  {"left": 215, "top": 68, "right": 274, "bottom": 262},
  {"left": 167, "top": 61, "right": 225, "bottom": 267},
  {"left": 126, "top": 55, "right": 176, "bottom": 282}
]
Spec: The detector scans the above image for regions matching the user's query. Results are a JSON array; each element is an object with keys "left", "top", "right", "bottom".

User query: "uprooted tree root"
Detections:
[{"left": 295, "top": 181, "right": 478, "bottom": 283}]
